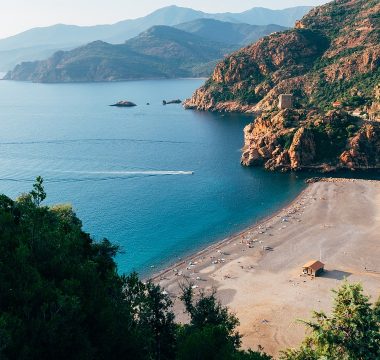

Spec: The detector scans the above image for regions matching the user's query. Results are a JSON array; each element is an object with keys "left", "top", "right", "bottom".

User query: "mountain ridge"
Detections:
[
  {"left": 174, "top": 19, "right": 287, "bottom": 45},
  {"left": 184, "top": 0, "right": 379, "bottom": 113},
  {"left": 0, "top": 5, "right": 312, "bottom": 71},
  {"left": 4, "top": 26, "right": 236, "bottom": 82}
]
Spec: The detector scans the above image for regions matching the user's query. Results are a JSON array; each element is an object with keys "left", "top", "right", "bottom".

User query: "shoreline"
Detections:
[
  {"left": 150, "top": 176, "right": 378, "bottom": 282},
  {"left": 154, "top": 177, "right": 380, "bottom": 356},
  {"left": 149, "top": 181, "right": 309, "bottom": 282},
  {"left": 0, "top": 76, "right": 207, "bottom": 84}
]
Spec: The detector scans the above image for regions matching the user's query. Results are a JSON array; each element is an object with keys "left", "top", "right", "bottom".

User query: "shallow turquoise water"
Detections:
[{"left": 0, "top": 78, "right": 306, "bottom": 275}]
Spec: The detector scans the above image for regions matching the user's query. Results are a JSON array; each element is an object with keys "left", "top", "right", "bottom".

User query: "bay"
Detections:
[{"left": 0, "top": 78, "right": 305, "bottom": 275}]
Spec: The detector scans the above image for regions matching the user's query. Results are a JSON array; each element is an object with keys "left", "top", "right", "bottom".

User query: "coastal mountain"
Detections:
[
  {"left": 4, "top": 26, "right": 236, "bottom": 82},
  {"left": 174, "top": 19, "right": 287, "bottom": 46},
  {"left": 185, "top": 0, "right": 380, "bottom": 172},
  {"left": 212, "top": 6, "right": 313, "bottom": 27},
  {"left": 184, "top": 0, "right": 380, "bottom": 113},
  {"left": 0, "top": 6, "right": 311, "bottom": 72},
  {"left": 0, "top": 45, "right": 75, "bottom": 75}
]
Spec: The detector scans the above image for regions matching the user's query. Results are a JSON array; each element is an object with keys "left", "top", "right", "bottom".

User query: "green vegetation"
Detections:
[
  {"left": 312, "top": 46, "right": 365, "bottom": 72},
  {"left": 174, "top": 19, "right": 287, "bottom": 47},
  {"left": 1, "top": 179, "right": 380, "bottom": 358},
  {"left": 306, "top": 113, "right": 359, "bottom": 162},
  {"left": 236, "top": 88, "right": 263, "bottom": 105},
  {"left": 293, "top": 29, "right": 330, "bottom": 62},
  {"left": 311, "top": 69, "right": 380, "bottom": 110},
  {"left": 189, "top": 0, "right": 379, "bottom": 116},
  {"left": 281, "top": 282, "right": 380, "bottom": 360},
  {"left": 205, "top": 80, "right": 235, "bottom": 103},
  {"left": 5, "top": 26, "right": 237, "bottom": 82},
  {"left": 0, "top": 178, "right": 270, "bottom": 360},
  {"left": 278, "top": 133, "right": 295, "bottom": 150}
]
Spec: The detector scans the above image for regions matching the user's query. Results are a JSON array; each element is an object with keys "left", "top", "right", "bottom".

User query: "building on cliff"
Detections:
[{"left": 278, "top": 94, "right": 293, "bottom": 109}]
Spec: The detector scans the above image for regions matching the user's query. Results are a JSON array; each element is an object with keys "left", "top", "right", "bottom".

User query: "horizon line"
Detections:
[{"left": 0, "top": 3, "right": 317, "bottom": 40}]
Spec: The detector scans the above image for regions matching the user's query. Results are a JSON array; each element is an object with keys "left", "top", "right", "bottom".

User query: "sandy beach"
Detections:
[{"left": 153, "top": 178, "right": 380, "bottom": 357}]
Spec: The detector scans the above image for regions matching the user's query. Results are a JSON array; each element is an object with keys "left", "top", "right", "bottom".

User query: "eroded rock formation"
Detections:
[{"left": 241, "top": 109, "right": 380, "bottom": 171}]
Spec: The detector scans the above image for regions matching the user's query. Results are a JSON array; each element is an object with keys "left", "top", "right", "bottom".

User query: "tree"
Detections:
[
  {"left": 177, "top": 284, "right": 271, "bottom": 360},
  {"left": 281, "top": 282, "right": 380, "bottom": 360},
  {"left": 0, "top": 181, "right": 273, "bottom": 360},
  {"left": 0, "top": 184, "right": 144, "bottom": 359},
  {"left": 123, "top": 273, "right": 176, "bottom": 360},
  {"left": 30, "top": 176, "right": 46, "bottom": 206}
]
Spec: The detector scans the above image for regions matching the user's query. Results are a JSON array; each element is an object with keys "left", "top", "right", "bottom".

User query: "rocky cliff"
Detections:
[
  {"left": 241, "top": 109, "right": 380, "bottom": 171},
  {"left": 184, "top": 0, "right": 380, "bottom": 113},
  {"left": 185, "top": 0, "right": 380, "bottom": 171}
]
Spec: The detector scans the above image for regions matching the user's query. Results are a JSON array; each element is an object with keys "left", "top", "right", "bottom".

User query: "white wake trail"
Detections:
[{"left": 52, "top": 170, "right": 194, "bottom": 176}]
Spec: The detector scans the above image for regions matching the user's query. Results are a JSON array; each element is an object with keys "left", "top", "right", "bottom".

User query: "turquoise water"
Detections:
[{"left": 0, "top": 79, "right": 306, "bottom": 275}]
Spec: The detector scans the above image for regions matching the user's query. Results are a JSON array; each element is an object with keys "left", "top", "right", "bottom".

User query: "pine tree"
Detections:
[{"left": 281, "top": 282, "right": 380, "bottom": 360}]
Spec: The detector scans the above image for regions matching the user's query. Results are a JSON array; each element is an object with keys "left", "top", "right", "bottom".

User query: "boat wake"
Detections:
[
  {"left": 54, "top": 170, "right": 194, "bottom": 176},
  {"left": 0, "top": 170, "right": 194, "bottom": 184}
]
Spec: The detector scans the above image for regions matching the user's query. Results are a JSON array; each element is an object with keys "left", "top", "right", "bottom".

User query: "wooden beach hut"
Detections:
[{"left": 302, "top": 260, "right": 324, "bottom": 277}]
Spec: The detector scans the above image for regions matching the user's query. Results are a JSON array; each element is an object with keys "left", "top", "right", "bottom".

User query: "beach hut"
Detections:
[{"left": 302, "top": 260, "right": 324, "bottom": 277}]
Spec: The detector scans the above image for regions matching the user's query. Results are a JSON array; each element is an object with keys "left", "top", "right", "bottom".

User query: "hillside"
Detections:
[
  {"left": 185, "top": 0, "right": 380, "bottom": 112},
  {"left": 185, "top": 0, "right": 380, "bottom": 172},
  {"left": 211, "top": 6, "right": 313, "bottom": 27},
  {"left": 0, "top": 5, "right": 311, "bottom": 72},
  {"left": 174, "top": 19, "right": 287, "bottom": 46},
  {"left": 4, "top": 26, "right": 235, "bottom": 82}
]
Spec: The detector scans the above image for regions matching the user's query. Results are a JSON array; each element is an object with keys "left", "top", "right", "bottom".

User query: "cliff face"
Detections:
[
  {"left": 241, "top": 109, "right": 380, "bottom": 171},
  {"left": 184, "top": 0, "right": 380, "bottom": 112},
  {"left": 185, "top": 0, "right": 380, "bottom": 172}
]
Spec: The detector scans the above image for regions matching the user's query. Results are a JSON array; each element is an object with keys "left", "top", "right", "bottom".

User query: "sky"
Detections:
[{"left": 0, "top": 0, "right": 330, "bottom": 39}]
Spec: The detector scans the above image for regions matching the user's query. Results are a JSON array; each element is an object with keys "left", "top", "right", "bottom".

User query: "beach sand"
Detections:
[{"left": 153, "top": 178, "right": 380, "bottom": 357}]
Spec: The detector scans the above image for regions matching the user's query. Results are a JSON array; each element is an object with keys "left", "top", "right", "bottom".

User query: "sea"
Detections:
[{"left": 0, "top": 78, "right": 306, "bottom": 275}]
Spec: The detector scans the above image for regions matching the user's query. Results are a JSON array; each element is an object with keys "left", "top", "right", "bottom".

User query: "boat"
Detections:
[{"left": 162, "top": 99, "right": 182, "bottom": 105}]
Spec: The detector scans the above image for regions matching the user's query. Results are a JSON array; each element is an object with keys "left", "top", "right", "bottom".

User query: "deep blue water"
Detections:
[{"left": 0, "top": 78, "right": 306, "bottom": 275}]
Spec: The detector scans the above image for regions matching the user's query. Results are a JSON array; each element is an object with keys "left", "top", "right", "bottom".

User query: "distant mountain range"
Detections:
[
  {"left": 175, "top": 19, "right": 285, "bottom": 46},
  {"left": 0, "top": 5, "right": 311, "bottom": 72},
  {"left": 4, "top": 19, "right": 289, "bottom": 83},
  {"left": 4, "top": 26, "right": 237, "bottom": 82}
]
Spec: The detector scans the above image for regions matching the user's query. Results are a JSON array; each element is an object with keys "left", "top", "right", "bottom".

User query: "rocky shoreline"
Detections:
[
  {"left": 240, "top": 108, "right": 380, "bottom": 172},
  {"left": 184, "top": 0, "right": 380, "bottom": 173}
]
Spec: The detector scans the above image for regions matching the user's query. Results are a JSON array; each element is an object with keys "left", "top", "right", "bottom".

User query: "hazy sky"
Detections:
[{"left": 0, "top": 0, "right": 330, "bottom": 39}]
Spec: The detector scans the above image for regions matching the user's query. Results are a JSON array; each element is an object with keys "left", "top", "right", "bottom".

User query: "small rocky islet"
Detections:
[
  {"left": 110, "top": 100, "right": 137, "bottom": 107},
  {"left": 110, "top": 99, "right": 183, "bottom": 107}
]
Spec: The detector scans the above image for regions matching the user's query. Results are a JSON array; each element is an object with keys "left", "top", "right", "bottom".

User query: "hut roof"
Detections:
[{"left": 303, "top": 260, "right": 324, "bottom": 271}]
